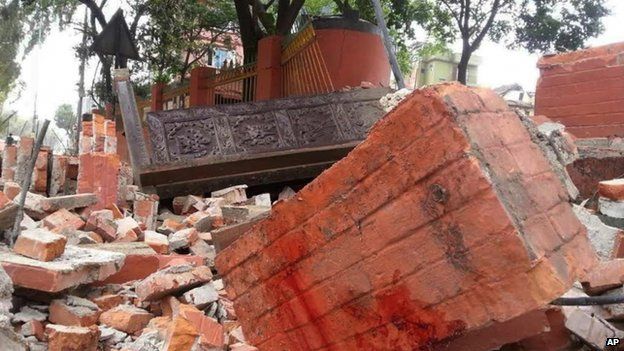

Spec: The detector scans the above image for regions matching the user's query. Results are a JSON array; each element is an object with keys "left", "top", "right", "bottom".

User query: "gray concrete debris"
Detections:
[
  {"left": 379, "top": 88, "right": 412, "bottom": 112},
  {"left": 181, "top": 282, "right": 219, "bottom": 309},
  {"left": 573, "top": 204, "right": 621, "bottom": 260}
]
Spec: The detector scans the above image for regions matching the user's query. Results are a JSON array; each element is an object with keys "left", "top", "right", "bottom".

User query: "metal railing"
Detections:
[
  {"left": 162, "top": 84, "right": 190, "bottom": 110},
  {"left": 211, "top": 62, "right": 258, "bottom": 105},
  {"left": 281, "top": 24, "right": 334, "bottom": 97}
]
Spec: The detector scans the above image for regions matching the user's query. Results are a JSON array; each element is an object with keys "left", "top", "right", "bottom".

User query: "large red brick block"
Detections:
[
  {"left": 77, "top": 153, "right": 120, "bottom": 210},
  {"left": 216, "top": 83, "right": 597, "bottom": 350},
  {"left": 535, "top": 42, "right": 624, "bottom": 138}
]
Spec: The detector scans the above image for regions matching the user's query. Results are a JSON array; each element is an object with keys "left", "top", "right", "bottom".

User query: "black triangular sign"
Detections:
[{"left": 91, "top": 9, "right": 141, "bottom": 61}]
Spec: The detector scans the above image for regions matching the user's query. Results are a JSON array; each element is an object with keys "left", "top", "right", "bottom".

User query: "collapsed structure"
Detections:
[
  {"left": 0, "top": 40, "right": 624, "bottom": 351},
  {"left": 216, "top": 83, "right": 597, "bottom": 350}
]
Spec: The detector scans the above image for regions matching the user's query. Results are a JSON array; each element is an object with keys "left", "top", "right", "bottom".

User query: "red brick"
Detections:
[
  {"left": 13, "top": 228, "right": 67, "bottom": 261},
  {"left": 42, "top": 208, "right": 85, "bottom": 233},
  {"left": 46, "top": 324, "right": 100, "bottom": 351},
  {"left": 217, "top": 83, "right": 596, "bottom": 350},
  {"left": 135, "top": 264, "right": 213, "bottom": 301},
  {"left": 49, "top": 296, "right": 102, "bottom": 326},
  {"left": 535, "top": 43, "right": 624, "bottom": 138},
  {"left": 91, "top": 294, "right": 124, "bottom": 311},
  {"left": 598, "top": 178, "right": 624, "bottom": 201},
  {"left": 77, "top": 153, "right": 120, "bottom": 210},
  {"left": 99, "top": 304, "right": 154, "bottom": 334},
  {"left": 3, "top": 181, "right": 20, "bottom": 200}
]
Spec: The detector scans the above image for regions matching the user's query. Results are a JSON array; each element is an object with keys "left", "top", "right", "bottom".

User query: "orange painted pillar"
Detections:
[
  {"left": 151, "top": 83, "right": 165, "bottom": 112},
  {"left": 190, "top": 66, "right": 217, "bottom": 107},
  {"left": 256, "top": 35, "right": 283, "bottom": 101}
]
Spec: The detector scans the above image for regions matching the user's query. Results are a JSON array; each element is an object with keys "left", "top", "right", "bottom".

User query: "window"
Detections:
[{"left": 213, "top": 48, "right": 237, "bottom": 68}]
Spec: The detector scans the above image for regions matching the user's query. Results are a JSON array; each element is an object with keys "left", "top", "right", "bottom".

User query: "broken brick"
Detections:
[
  {"left": 169, "top": 228, "right": 199, "bottom": 251},
  {"left": 157, "top": 218, "right": 185, "bottom": 235},
  {"left": 49, "top": 295, "right": 102, "bottom": 326},
  {"left": 42, "top": 208, "right": 85, "bottom": 233},
  {"left": 114, "top": 216, "right": 142, "bottom": 242},
  {"left": 20, "top": 319, "right": 45, "bottom": 341},
  {"left": 599, "top": 178, "right": 624, "bottom": 201},
  {"left": 211, "top": 185, "right": 247, "bottom": 204},
  {"left": 144, "top": 231, "right": 169, "bottom": 254},
  {"left": 135, "top": 264, "right": 213, "bottom": 301},
  {"left": 13, "top": 228, "right": 67, "bottom": 262},
  {"left": 581, "top": 259, "right": 624, "bottom": 295},
  {"left": 46, "top": 324, "right": 100, "bottom": 351},
  {"left": 0, "top": 245, "right": 125, "bottom": 292},
  {"left": 91, "top": 294, "right": 124, "bottom": 312},
  {"left": 99, "top": 304, "right": 154, "bottom": 334},
  {"left": 3, "top": 181, "right": 21, "bottom": 200},
  {"left": 85, "top": 209, "right": 118, "bottom": 242}
]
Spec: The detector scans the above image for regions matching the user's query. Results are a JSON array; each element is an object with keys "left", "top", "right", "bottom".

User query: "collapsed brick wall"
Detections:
[
  {"left": 535, "top": 42, "right": 624, "bottom": 138},
  {"left": 216, "top": 83, "right": 597, "bottom": 350}
]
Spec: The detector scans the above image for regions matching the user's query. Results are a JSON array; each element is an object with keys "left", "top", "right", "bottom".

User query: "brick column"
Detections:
[
  {"left": 256, "top": 35, "right": 283, "bottom": 101},
  {"left": 77, "top": 113, "right": 121, "bottom": 210},
  {"left": 190, "top": 67, "right": 217, "bottom": 107},
  {"left": 215, "top": 83, "right": 597, "bottom": 350},
  {"left": 2, "top": 145, "right": 17, "bottom": 182},
  {"left": 151, "top": 82, "right": 165, "bottom": 112}
]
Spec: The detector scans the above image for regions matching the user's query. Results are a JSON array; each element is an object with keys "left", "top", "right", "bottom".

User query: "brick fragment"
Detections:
[
  {"left": 114, "top": 216, "right": 142, "bottom": 242},
  {"left": 85, "top": 209, "right": 118, "bottom": 241},
  {"left": 13, "top": 228, "right": 67, "bottom": 262},
  {"left": 91, "top": 294, "right": 124, "bottom": 311},
  {"left": 42, "top": 208, "right": 85, "bottom": 233},
  {"left": 211, "top": 185, "right": 247, "bottom": 204},
  {"left": 157, "top": 218, "right": 185, "bottom": 235},
  {"left": 169, "top": 228, "right": 199, "bottom": 251},
  {"left": 49, "top": 295, "right": 102, "bottom": 326},
  {"left": 598, "top": 178, "right": 624, "bottom": 201},
  {"left": 99, "top": 304, "right": 154, "bottom": 334},
  {"left": 144, "top": 231, "right": 170, "bottom": 254},
  {"left": 3, "top": 181, "right": 21, "bottom": 200},
  {"left": 581, "top": 259, "right": 624, "bottom": 295},
  {"left": 46, "top": 324, "right": 100, "bottom": 351},
  {"left": 136, "top": 264, "right": 213, "bottom": 301},
  {"left": 20, "top": 319, "right": 45, "bottom": 341}
]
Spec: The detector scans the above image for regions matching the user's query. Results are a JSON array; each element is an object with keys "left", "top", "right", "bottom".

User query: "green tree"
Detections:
[
  {"left": 422, "top": 0, "right": 610, "bottom": 84},
  {"left": 0, "top": 0, "right": 22, "bottom": 112},
  {"left": 140, "top": 0, "right": 238, "bottom": 83},
  {"left": 54, "top": 103, "right": 76, "bottom": 148}
]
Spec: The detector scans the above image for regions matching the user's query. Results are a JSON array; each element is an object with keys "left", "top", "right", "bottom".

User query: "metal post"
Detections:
[
  {"left": 370, "top": 0, "right": 406, "bottom": 89},
  {"left": 10, "top": 119, "right": 50, "bottom": 246}
]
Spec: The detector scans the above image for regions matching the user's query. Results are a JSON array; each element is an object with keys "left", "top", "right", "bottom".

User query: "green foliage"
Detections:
[
  {"left": 140, "top": 0, "right": 237, "bottom": 82},
  {"left": 53, "top": 103, "right": 76, "bottom": 133},
  {"left": 0, "top": 0, "right": 22, "bottom": 111}
]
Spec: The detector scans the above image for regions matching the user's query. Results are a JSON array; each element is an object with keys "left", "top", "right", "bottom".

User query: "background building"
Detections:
[{"left": 408, "top": 52, "right": 481, "bottom": 88}]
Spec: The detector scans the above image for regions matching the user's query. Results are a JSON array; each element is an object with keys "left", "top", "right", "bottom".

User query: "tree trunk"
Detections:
[{"left": 457, "top": 40, "right": 472, "bottom": 85}]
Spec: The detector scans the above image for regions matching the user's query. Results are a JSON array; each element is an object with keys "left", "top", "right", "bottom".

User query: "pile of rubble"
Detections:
[{"left": 0, "top": 181, "right": 278, "bottom": 351}]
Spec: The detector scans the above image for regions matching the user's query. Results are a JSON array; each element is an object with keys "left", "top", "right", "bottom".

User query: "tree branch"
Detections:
[
  {"left": 470, "top": 0, "right": 501, "bottom": 52},
  {"left": 78, "top": 0, "right": 106, "bottom": 27}
]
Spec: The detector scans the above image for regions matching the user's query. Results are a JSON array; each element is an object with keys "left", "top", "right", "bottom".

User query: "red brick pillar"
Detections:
[
  {"left": 77, "top": 113, "right": 121, "bottom": 210},
  {"left": 2, "top": 145, "right": 17, "bottom": 182},
  {"left": 151, "top": 83, "right": 165, "bottom": 112},
  {"left": 190, "top": 67, "right": 217, "bottom": 107},
  {"left": 256, "top": 35, "right": 283, "bottom": 101}
]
